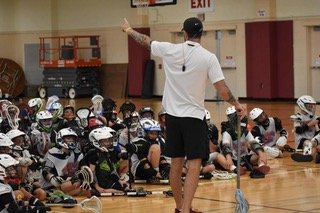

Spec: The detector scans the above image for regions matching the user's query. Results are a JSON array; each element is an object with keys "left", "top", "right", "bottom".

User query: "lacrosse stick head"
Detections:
[
  {"left": 80, "top": 196, "right": 102, "bottom": 213},
  {"left": 76, "top": 108, "right": 91, "bottom": 128},
  {"left": 235, "top": 189, "right": 249, "bottom": 213}
]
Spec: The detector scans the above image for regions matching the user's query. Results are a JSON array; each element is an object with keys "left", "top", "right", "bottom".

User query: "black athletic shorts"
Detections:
[{"left": 164, "top": 114, "right": 209, "bottom": 160}]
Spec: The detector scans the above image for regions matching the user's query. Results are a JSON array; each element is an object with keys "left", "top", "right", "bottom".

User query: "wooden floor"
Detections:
[{"left": 22, "top": 97, "right": 320, "bottom": 213}]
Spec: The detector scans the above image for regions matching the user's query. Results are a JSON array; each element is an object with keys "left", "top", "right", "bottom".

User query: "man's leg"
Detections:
[
  {"left": 182, "top": 158, "right": 201, "bottom": 213},
  {"left": 170, "top": 157, "right": 185, "bottom": 211}
]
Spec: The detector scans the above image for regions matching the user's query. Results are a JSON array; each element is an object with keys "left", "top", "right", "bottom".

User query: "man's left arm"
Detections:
[{"left": 121, "top": 18, "right": 152, "bottom": 49}]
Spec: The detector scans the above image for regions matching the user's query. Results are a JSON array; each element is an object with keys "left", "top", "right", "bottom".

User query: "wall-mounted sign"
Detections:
[{"left": 189, "top": 0, "right": 214, "bottom": 13}]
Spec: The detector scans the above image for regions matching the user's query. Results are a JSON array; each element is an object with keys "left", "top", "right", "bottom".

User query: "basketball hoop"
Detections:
[{"left": 136, "top": 0, "right": 149, "bottom": 16}]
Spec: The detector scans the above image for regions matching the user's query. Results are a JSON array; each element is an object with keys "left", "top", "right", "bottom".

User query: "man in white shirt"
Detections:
[{"left": 121, "top": 17, "right": 245, "bottom": 213}]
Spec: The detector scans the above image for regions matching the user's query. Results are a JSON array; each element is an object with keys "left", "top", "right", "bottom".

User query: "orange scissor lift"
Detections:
[{"left": 38, "top": 35, "right": 101, "bottom": 98}]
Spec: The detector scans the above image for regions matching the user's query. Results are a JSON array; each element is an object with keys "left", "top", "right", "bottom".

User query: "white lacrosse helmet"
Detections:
[
  {"left": 28, "top": 98, "right": 43, "bottom": 109},
  {"left": 89, "top": 126, "right": 116, "bottom": 152},
  {"left": 249, "top": 108, "right": 263, "bottom": 121},
  {"left": 0, "top": 133, "right": 14, "bottom": 147},
  {"left": 45, "top": 95, "right": 60, "bottom": 110},
  {"left": 49, "top": 102, "right": 63, "bottom": 119},
  {"left": 140, "top": 118, "right": 161, "bottom": 132},
  {"left": 225, "top": 106, "right": 236, "bottom": 115},
  {"left": 6, "top": 129, "right": 25, "bottom": 141},
  {"left": 225, "top": 106, "right": 238, "bottom": 125},
  {"left": 7, "top": 129, "right": 28, "bottom": 151},
  {"left": 0, "top": 154, "right": 19, "bottom": 180},
  {"left": 56, "top": 128, "right": 78, "bottom": 150},
  {"left": 297, "top": 95, "right": 316, "bottom": 116}
]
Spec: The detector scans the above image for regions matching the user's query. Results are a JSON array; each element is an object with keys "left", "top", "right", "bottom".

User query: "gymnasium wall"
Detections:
[{"left": 0, "top": 0, "right": 319, "bottom": 99}]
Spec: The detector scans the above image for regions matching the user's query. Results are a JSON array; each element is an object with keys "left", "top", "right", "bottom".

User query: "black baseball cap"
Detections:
[{"left": 182, "top": 17, "right": 203, "bottom": 37}]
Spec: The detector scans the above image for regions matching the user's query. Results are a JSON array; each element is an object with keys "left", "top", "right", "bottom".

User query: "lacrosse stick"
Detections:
[
  {"left": 134, "top": 179, "right": 169, "bottom": 184},
  {"left": 181, "top": 173, "right": 213, "bottom": 181},
  {"left": 76, "top": 107, "right": 91, "bottom": 128},
  {"left": 100, "top": 189, "right": 173, "bottom": 197},
  {"left": 45, "top": 196, "right": 102, "bottom": 213},
  {"left": 235, "top": 117, "right": 249, "bottom": 213}
]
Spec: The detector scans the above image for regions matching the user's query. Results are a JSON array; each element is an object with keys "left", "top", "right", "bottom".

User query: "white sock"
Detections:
[{"left": 230, "top": 165, "right": 236, "bottom": 171}]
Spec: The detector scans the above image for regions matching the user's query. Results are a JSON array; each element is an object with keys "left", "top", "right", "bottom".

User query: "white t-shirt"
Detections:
[{"left": 151, "top": 40, "right": 225, "bottom": 120}]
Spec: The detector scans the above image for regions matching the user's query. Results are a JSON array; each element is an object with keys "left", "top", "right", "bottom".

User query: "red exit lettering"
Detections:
[{"left": 191, "top": 0, "right": 211, "bottom": 9}]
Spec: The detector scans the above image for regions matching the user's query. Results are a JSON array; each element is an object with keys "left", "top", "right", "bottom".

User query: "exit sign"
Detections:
[{"left": 189, "top": 0, "right": 214, "bottom": 13}]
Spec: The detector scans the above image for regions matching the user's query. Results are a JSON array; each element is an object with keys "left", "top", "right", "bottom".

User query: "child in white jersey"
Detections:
[
  {"left": 290, "top": 95, "right": 320, "bottom": 163},
  {"left": 249, "top": 107, "right": 289, "bottom": 159}
]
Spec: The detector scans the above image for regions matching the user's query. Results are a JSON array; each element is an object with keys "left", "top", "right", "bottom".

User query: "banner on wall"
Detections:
[{"left": 189, "top": 0, "right": 214, "bottom": 13}]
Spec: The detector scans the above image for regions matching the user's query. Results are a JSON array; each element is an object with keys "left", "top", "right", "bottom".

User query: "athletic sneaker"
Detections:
[
  {"left": 291, "top": 153, "right": 313, "bottom": 162},
  {"left": 250, "top": 169, "right": 265, "bottom": 179},
  {"left": 174, "top": 208, "right": 202, "bottom": 213}
]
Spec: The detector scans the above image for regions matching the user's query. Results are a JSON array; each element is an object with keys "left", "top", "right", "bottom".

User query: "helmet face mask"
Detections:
[
  {"left": 141, "top": 112, "right": 153, "bottom": 119},
  {"left": 12, "top": 136, "right": 29, "bottom": 151},
  {"left": 304, "top": 103, "right": 316, "bottom": 115},
  {"left": 62, "top": 135, "right": 77, "bottom": 150},
  {"left": 146, "top": 131, "right": 159, "bottom": 141},
  {"left": 99, "top": 138, "right": 114, "bottom": 151},
  {"left": 36, "top": 110, "right": 53, "bottom": 132},
  {"left": 254, "top": 111, "right": 269, "bottom": 126},
  {"left": 40, "top": 118, "right": 52, "bottom": 128},
  {"left": 56, "top": 128, "right": 78, "bottom": 150}
]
